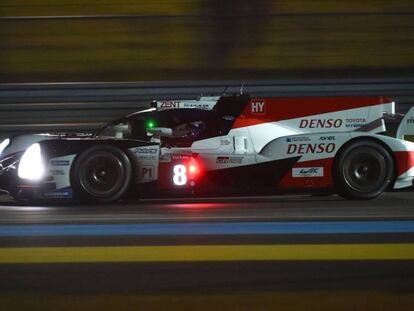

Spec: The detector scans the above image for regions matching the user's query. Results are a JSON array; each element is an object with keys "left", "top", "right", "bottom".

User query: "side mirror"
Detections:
[
  {"left": 113, "top": 123, "right": 130, "bottom": 139},
  {"left": 147, "top": 127, "right": 173, "bottom": 137}
]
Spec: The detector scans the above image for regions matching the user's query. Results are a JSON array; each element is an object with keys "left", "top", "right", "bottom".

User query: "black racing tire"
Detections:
[
  {"left": 333, "top": 140, "right": 394, "bottom": 200},
  {"left": 71, "top": 145, "right": 132, "bottom": 203}
]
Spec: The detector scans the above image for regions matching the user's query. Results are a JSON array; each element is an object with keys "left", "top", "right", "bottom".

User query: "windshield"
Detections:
[
  {"left": 96, "top": 110, "right": 156, "bottom": 141},
  {"left": 95, "top": 109, "right": 216, "bottom": 146}
]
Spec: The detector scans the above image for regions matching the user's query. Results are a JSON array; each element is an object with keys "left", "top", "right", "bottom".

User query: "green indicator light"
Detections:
[{"left": 146, "top": 120, "right": 156, "bottom": 129}]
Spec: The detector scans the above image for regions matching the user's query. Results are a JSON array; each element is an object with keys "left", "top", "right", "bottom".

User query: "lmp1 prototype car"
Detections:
[{"left": 1, "top": 94, "right": 414, "bottom": 203}]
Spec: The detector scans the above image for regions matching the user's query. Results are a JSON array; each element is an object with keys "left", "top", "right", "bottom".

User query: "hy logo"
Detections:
[{"left": 251, "top": 101, "right": 266, "bottom": 114}]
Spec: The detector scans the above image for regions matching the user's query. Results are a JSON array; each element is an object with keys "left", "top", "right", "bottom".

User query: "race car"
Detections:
[{"left": 1, "top": 93, "right": 414, "bottom": 203}]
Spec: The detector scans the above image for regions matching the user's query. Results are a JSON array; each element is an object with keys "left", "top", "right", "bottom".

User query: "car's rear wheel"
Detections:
[
  {"left": 334, "top": 140, "right": 394, "bottom": 200},
  {"left": 71, "top": 145, "right": 132, "bottom": 203}
]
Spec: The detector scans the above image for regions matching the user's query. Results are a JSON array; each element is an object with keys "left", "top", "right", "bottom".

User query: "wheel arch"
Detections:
[
  {"left": 333, "top": 135, "right": 397, "bottom": 189},
  {"left": 69, "top": 141, "right": 138, "bottom": 186},
  {"left": 69, "top": 142, "right": 135, "bottom": 202}
]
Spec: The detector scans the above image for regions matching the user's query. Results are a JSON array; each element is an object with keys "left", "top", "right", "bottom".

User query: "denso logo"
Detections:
[
  {"left": 299, "top": 119, "right": 342, "bottom": 128},
  {"left": 287, "top": 143, "right": 336, "bottom": 154}
]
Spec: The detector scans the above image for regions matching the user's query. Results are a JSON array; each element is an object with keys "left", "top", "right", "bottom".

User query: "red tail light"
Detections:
[{"left": 188, "top": 158, "right": 200, "bottom": 179}]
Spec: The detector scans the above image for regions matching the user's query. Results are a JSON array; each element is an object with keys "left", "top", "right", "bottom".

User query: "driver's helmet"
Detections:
[{"left": 172, "top": 121, "right": 205, "bottom": 139}]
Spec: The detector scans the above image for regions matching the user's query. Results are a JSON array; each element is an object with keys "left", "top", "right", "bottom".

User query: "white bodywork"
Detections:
[{"left": 3, "top": 95, "right": 414, "bottom": 199}]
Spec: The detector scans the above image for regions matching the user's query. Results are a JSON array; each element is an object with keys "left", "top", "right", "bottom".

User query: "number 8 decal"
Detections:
[{"left": 173, "top": 164, "right": 187, "bottom": 186}]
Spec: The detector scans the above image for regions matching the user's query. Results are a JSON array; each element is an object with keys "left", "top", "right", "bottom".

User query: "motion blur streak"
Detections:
[
  {"left": 1, "top": 244, "right": 414, "bottom": 263},
  {"left": 1, "top": 195, "right": 414, "bottom": 310},
  {"left": 1, "top": 221, "right": 414, "bottom": 236},
  {"left": 1, "top": 291, "right": 413, "bottom": 311},
  {"left": 167, "top": 203, "right": 236, "bottom": 209},
  {"left": 1, "top": 0, "right": 414, "bottom": 82}
]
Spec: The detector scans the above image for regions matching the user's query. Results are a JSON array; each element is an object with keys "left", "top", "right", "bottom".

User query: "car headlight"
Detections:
[
  {"left": 0, "top": 138, "right": 10, "bottom": 156},
  {"left": 18, "top": 143, "right": 45, "bottom": 181}
]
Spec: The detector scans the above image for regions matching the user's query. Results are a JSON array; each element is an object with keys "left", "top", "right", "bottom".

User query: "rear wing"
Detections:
[{"left": 151, "top": 96, "right": 220, "bottom": 111}]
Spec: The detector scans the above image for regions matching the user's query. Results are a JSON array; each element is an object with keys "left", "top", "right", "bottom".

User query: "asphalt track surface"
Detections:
[{"left": 1, "top": 192, "right": 414, "bottom": 310}]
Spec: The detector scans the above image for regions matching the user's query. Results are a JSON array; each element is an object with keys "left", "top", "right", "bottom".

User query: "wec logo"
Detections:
[
  {"left": 292, "top": 167, "right": 324, "bottom": 177},
  {"left": 300, "top": 168, "right": 319, "bottom": 174}
]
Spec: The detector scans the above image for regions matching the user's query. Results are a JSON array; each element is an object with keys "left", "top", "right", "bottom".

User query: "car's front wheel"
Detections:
[
  {"left": 71, "top": 145, "right": 132, "bottom": 203},
  {"left": 333, "top": 140, "right": 394, "bottom": 200}
]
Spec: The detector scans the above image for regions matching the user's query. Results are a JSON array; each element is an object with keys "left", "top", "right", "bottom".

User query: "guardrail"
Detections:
[{"left": 1, "top": 78, "right": 414, "bottom": 139}]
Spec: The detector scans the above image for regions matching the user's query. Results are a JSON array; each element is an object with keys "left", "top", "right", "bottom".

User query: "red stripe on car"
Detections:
[
  {"left": 394, "top": 151, "right": 414, "bottom": 176},
  {"left": 233, "top": 96, "right": 391, "bottom": 129}
]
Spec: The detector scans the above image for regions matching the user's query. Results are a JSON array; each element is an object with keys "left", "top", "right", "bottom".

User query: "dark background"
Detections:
[{"left": 1, "top": 0, "right": 414, "bottom": 83}]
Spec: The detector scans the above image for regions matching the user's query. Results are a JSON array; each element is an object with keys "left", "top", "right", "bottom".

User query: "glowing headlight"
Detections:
[
  {"left": 0, "top": 138, "right": 10, "bottom": 156},
  {"left": 18, "top": 143, "right": 45, "bottom": 181}
]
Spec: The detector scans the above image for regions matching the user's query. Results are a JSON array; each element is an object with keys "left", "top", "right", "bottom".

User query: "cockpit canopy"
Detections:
[{"left": 96, "top": 108, "right": 233, "bottom": 147}]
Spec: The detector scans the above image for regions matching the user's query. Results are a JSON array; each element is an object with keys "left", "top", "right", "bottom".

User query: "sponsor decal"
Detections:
[
  {"left": 231, "top": 157, "right": 244, "bottom": 164},
  {"left": 286, "top": 136, "right": 311, "bottom": 143},
  {"left": 138, "top": 155, "right": 157, "bottom": 161},
  {"left": 287, "top": 143, "right": 336, "bottom": 155},
  {"left": 221, "top": 138, "right": 231, "bottom": 146},
  {"left": 182, "top": 102, "right": 211, "bottom": 109},
  {"left": 160, "top": 101, "right": 180, "bottom": 108},
  {"left": 50, "top": 169, "right": 65, "bottom": 176},
  {"left": 407, "top": 117, "right": 414, "bottom": 124},
  {"left": 159, "top": 154, "right": 171, "bottom": 162},
  {"left": 250, "top": 101, "right": 266, "bottom": 114},
  {"left": 319, "top": 136, "right": 335, "bottom": 141},
  {"left": 299, "top": 119, "right": 342, "bottom": 129},
  {"left": 216, "top": 157, "right": 229, "bottom": 164},
  {"left": 292, "top": 167, "right": 324, "bottom": 177},
  {"left": 43, "top": 189, "right": 73, "bottom": 198},
  {"left": 171, "top": 155, "right": 191, "bottom": 161},
  {"left": 345, "top": 118, "right": 367, "bottom": 128},
  {"left": 299, "top": 118, "right": 367, "bottom": 129},
  {"left": 50, "top": 160, "right": 70, "bottom": 166},
  {"left": 216, "top": 156, "right": 243, "bottom": 164},
  {"left": 134, "top": 147, "right": 158, "bottom": 154}
]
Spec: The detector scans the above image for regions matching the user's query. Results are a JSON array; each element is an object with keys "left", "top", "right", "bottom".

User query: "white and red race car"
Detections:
[{"left": 1, "top": 94, "right": 414, "bottom": 202}]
